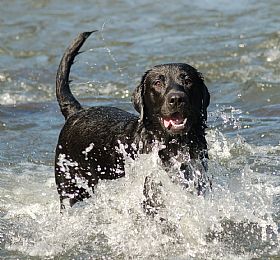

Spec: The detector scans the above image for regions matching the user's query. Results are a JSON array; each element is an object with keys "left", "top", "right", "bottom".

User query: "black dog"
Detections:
[{"left": 55, "top": 31, "right": 211, "bottom": 211}]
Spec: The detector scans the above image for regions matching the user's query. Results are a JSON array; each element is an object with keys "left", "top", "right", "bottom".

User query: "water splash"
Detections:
[
  {"left": 100, "top": 20, "right": 125, "bottom": 78},
  {"left": 1, "top": 132, "right": 279, "bottom": 259}
]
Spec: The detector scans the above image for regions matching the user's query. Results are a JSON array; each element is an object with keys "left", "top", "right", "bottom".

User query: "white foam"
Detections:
[
  {"left": 2, "top": 134, "right": 279, "bottom": 259},
  {"left": 265, "top": 48, "right": 280, "bottom": 62}
]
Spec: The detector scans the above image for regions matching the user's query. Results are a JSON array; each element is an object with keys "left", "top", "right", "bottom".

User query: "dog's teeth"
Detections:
[{"left": 170, "top": 118, "right": 187, "bottom": 130}]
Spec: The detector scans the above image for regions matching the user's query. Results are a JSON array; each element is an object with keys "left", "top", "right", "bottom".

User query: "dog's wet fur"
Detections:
[{"left": 55, "top": 31, "right": 211, "bottom": 211}]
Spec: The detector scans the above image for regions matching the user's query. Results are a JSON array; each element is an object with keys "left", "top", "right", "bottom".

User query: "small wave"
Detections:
[{"left": 265, "top": 48, "right": 280, "bottom": 63}]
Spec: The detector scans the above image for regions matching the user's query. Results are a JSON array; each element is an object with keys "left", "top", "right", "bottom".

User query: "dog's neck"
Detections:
[{"left": 137, "top": 120, "right": 206, "bottom": 157}]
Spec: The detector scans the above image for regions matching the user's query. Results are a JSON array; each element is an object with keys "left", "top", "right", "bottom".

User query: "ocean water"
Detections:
[{"left": 0, "top": 0, "right": 279, "bottom": 259}]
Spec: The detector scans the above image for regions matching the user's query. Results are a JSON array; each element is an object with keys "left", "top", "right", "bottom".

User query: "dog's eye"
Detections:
[
  {"left": 185, "top": 78, "right": 192, "bottom": 85},
  {"left": 181, "top": 75, "right": 192, "bottom": 86}
]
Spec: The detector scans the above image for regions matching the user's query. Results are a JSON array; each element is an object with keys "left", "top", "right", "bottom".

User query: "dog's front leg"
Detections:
[
  {"left": 180, "top": 157, "right": 211, "bottom": 196},
  {"left": 142, "top": 176, "right": 165, "bottom": 218},
  {"left": 142, "top": 176, "right": 180, "bottom": 236}
]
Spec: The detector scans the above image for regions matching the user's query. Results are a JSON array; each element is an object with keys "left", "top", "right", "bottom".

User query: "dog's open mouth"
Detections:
[{"left": 161, "top": 112, "right": 187, "bottom": 133}]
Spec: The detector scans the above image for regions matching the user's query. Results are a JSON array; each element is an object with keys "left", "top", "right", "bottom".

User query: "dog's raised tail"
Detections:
[{"left": 56, "top": 31, "right": 96, "bottom": 120}]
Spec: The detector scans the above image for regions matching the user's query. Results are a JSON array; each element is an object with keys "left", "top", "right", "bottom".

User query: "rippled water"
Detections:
[{"left": 0, "top": 0, "right": 279, "bottom": 259}]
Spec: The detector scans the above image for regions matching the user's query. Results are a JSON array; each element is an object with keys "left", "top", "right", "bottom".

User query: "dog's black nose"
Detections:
[{"left": 167, "top": 92, "right": 185, "bottom": 108}]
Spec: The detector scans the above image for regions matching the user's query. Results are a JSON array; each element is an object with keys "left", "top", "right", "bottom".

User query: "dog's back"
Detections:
[{"left": 57, "top": 106, "right": 139, "bottom": 160}]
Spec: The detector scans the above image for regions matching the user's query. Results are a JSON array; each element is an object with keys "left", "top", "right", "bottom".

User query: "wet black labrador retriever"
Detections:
[{"left": 55, "top": 31, "right": 211, "bottom": 211}]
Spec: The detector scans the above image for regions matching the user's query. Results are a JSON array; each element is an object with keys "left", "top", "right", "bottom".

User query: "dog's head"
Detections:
[{"left": 132, "top": 63, "right": 210, "bottom": 135}]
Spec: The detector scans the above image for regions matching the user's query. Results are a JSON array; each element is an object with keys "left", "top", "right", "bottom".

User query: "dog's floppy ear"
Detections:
[
  {"left": 132, "top": 70, "right": 150, "bottom": 123},
  {"left": 202, "top": 83, "right": 210, "bottom": 121},
  {"left": 198, "top": 72, "right": 210, "bottom": 122}
]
